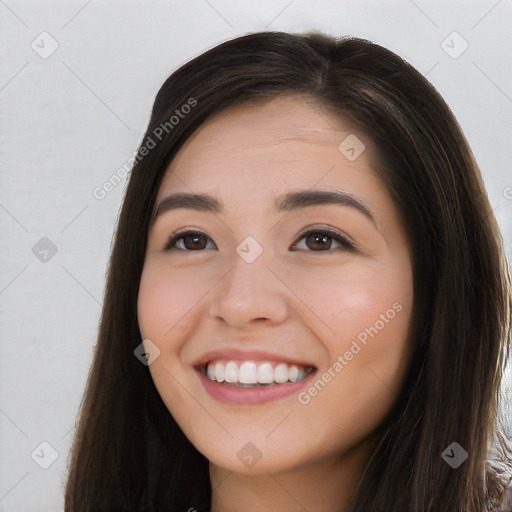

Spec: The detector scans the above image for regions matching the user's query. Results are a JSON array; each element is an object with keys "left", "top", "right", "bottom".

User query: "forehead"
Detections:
[{"left": 159, "top": 95, "right": 382, "bottom": 196}]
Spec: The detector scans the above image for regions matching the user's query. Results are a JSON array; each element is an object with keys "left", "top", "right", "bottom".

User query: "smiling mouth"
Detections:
[{"left": 201, "top": 360, "right": 315, "bottom": 388}]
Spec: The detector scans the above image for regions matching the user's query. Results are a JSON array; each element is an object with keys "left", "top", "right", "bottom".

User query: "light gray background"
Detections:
[{"left": 1, "top": 1, "right": 511, "bottom": 510}]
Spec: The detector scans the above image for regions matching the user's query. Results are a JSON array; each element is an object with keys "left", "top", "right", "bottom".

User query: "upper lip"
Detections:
[{"left": 193, "top": 348, "right": 316, "bottom": 370}]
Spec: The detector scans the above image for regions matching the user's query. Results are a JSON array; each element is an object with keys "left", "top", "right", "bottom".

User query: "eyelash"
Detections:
[{"left": 163, "top": 227, "right": 356, "bottom": 253}]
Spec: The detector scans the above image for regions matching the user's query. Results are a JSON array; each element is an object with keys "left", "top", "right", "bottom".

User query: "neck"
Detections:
[{"left": 209, "top": 437, "right": 375, "bottom": 512}]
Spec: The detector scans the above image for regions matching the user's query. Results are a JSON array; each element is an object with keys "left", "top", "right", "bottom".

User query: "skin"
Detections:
[{"left": 137, "top": 94, "right": 414, "bottom": 512}]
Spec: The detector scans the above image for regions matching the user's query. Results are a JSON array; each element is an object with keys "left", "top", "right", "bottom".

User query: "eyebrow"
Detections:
[{"left": 152, "top": 189, "right": 380, "bottom": 231}]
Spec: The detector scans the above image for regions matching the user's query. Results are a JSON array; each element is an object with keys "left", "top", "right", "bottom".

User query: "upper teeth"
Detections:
[{"left": 205, "top": 360, "right": 312, "bottom": 385}]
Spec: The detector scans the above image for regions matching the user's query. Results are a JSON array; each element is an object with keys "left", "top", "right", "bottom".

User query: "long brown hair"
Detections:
[{"left": 64, "top": 31, "right": 512, "bottom": 511}]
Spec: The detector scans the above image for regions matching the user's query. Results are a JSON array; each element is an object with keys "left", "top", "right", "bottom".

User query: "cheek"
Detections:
[
  {"left": 137, "top": 262, "right": 208, "bottom": 340},
  {"left": 281, "top": 258, "right": 412, "bottom": 344},
  {"left": 137, "top": 261, "right": 217, "bottom": 407},
  {"left": 300, "top": 316, "right": 411, "bottom": 452},
  {"left": 137, "top": 263, "right": 205, "bottom": 432},
  {"left": 291, "top": 263, "right": 413, "bottom": 435}
]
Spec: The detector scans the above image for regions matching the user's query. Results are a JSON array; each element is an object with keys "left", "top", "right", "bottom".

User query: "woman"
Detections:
[{"left": 64, "top": 31, "right": 512, "bottom": 511}]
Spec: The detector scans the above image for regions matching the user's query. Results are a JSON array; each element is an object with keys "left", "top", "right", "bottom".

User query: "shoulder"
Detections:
[{"left": 493, "top": 478, "right": 512, "bottom": 512}]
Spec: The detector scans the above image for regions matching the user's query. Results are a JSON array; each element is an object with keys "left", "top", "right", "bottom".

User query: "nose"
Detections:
[{"left": 208, "top": 251, "right": 289, "bottom": 328}]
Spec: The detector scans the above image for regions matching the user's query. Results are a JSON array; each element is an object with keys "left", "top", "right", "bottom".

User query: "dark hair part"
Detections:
[{"left": 64, "top": 31, "right": 512, "bottom": 511}]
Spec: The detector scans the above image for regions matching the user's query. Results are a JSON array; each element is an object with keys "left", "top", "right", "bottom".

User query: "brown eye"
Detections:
[
  {"left": 291, "top": 228, "right": 355, "bottom": 252},
  {"left": 164, "top": 231, "right": 215, "bottom": 251},
  {"left": 308, "top": 233, "right": 331, "bottom": 250},
  {"left": 182, "top": 233, "right": 208, "bottom": 250}
]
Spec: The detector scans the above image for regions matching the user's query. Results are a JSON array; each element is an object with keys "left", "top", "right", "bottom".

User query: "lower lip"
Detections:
[{"left": 197, "top": 368, "right": 317, "bottom": 405}]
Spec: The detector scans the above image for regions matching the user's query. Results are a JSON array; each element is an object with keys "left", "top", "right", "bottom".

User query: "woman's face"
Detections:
[{"left": 137, "top": 95, "right": 414, "bottom": 476}]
